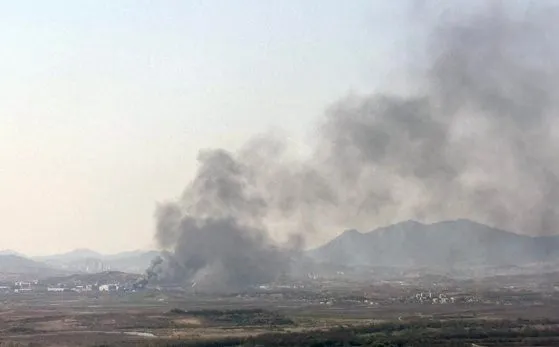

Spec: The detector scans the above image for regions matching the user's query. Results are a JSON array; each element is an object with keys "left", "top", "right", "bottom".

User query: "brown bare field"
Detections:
[{"left": 2, "top": 281, "right": 559, "bottom": 346}]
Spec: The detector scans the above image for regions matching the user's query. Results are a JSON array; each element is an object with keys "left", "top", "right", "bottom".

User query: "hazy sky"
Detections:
[{"left": 1, "top": 1, "right": 427, "bottom": 255}]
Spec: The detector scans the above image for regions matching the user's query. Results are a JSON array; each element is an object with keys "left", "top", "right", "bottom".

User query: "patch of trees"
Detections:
[{"left": 167, "top": 308, "right": 294, "bottom": 326}]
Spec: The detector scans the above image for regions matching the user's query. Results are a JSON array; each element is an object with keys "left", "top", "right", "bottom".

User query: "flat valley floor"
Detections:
[{"left": 2, "top": 281, "right": 559, "bottom": 347}]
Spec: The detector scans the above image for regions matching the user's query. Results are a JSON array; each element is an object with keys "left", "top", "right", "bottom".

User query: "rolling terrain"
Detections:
[{"left": 309, "top": 219, "right": 559, "bottom": 270}]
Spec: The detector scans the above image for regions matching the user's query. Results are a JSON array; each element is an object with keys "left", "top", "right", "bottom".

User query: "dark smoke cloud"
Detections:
[
  {"left": 150, "top": 150, "right": 292, "bottom": 291},
  {"left": 151, "top": 2, "right": 559, "bottom": 288}
]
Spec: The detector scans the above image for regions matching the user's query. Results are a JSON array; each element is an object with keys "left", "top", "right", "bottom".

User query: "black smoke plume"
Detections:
[{"left": 149, "top": 2, "right": 559, "bottom": 289}]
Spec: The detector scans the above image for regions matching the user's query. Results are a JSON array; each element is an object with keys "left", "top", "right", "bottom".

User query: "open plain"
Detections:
[{"left": 2, "top": 272, "right": 559, "bottom": 346}]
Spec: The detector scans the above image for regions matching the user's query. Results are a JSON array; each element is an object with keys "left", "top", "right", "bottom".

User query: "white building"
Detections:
[
  {"left": 14, "top": 288, "right": 32, "bottom": 293},
  {"left": 15, "top": 281, "right": 31, "bottom": 288},
  {"left": 99, "top": 284, "right": 119, "bottom": 292},
  {"left": 47, "top": 287, "right": 65, "bottom": 292},
  {"left": 72, "top": 285, "right": 94, "bottom": 292}
]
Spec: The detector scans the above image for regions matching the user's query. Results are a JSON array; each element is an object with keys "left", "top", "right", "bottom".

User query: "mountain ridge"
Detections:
[
  {"left": 309, "top": 219, "right": 559, "bottom": 269},
  {"left": 0, "top": 254, "right": 68, "bottom": 279}
]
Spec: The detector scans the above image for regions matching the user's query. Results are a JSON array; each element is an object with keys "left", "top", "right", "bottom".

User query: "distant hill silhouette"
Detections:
[
  {"left": 308, "top": 219, "right": 559, "bottom": 269},
  {"left": 0, "top": 254, "right": 63, "bottom": 277},
  {"left": 33, "top": 249, "right": 160, "bottom": 274},
  {"left": 34, "top": 248, "right": 103, "bottom": 262},
  {"left": 0, "top": 249, "right": 25, "bottom": 257}
]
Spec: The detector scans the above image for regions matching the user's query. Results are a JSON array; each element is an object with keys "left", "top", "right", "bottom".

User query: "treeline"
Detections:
[
  {"left": 167, "top": 308, "right": 294, "bottom": 326},
  {"left": 169, "top": 308, "right": 266, "bottom": 316}
]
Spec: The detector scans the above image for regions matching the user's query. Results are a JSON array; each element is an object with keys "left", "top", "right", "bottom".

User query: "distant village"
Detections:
[
  {"left": 1, "top": 268, "right": 554, "bottom": 312},
  {"left": 1, "top": 278, "right": 139, "bottom": 295}
]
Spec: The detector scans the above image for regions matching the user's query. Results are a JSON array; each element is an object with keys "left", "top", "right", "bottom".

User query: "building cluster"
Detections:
[
  {"left": 47, "top": 284, "right": 95, "bottom": 293},
  {"left": 0, "top": 279, "right": 131, "bottom": 294},
  {"left": 12, "top": 280, "right": 39, "bottom": 293},
  {"left": 411, "top": 291, "right": 456, "bottom": 304},
  {"left": 405, "top": 291, "right": 486, "bottom": 305}
]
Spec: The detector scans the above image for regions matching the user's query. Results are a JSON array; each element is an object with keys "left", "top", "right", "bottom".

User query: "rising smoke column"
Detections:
[
  {"left": 152, "top": 2, "right": 559, "bottom": 288},
  {"left": 151, "top": 149, "right": 293, "bottom": 291}
]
